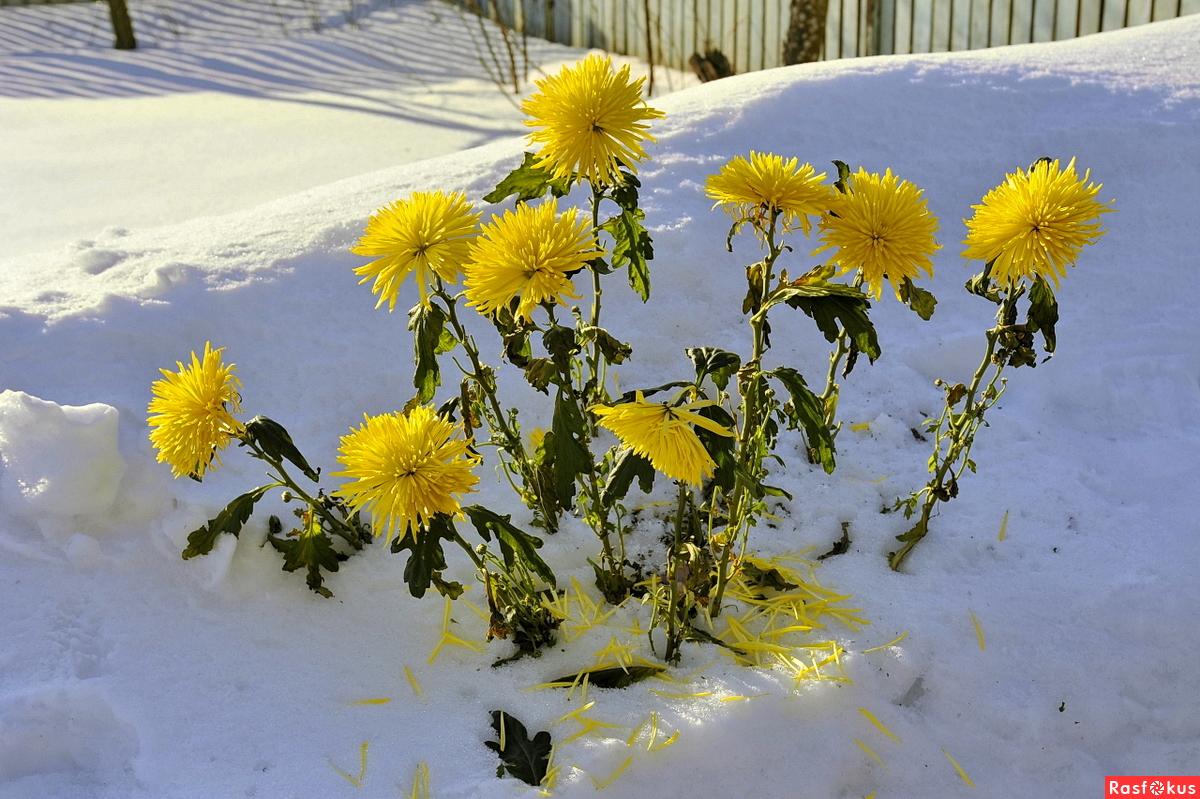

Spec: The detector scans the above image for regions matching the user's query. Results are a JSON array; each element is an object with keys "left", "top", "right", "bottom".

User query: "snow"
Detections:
[{"left": 2, "top": 1, "right": 1199, "bottom": 796}]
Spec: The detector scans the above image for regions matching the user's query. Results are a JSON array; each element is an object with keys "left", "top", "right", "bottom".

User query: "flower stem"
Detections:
[
  {"left": 243, "top": 439, "right": 361, "bottom": 544},
  {"left": 889, "top": 287, "right": 1017, "bottom": 570},
  {"left": 439, "top": 287, "right": 559, "bottom": 532},
  {"left": 710, "top": 210, "right": 784, "bottom": 617},
  {"left": 663, "top": 481, "right": 689, "bottom": 664},
  {"left": 585, "top": 183, "right": 608, "bottom": 408}
]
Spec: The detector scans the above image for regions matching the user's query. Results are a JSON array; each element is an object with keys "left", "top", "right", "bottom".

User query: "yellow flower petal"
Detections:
[
  {"left": 351, "top": 191, "right": 480, "bottom": 310},
  {"left": 812, "top": 167, "right": 941, "bottom": 301},
  {"left": 147, "top": 342, "right": 242, "bottom": 479},
  {"left": 705, "top": 151, "right": 833, "bottom": 239},
  {"left": 591, "top": 392, "right": 732, "bottom": 485},
  {"left": 463, "top": 199, "right": 599, "bottom": 321},
  {"left": 333, "top": 405, "right": 480, "bottom": 543},
  {"left": 522, "top": 53, "right": 664, "bottom": 186},
  {"left": 962, "top": 157, "right": 1114, "bottom": 287}
]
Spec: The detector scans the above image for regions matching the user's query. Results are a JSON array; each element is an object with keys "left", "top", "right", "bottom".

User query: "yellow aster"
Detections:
[
  {"left": 522, "top": 53, "right": 665, "bottom": 186},
  {"left": 813, "top": 168, "right": 941, "bottom": 300},
  {"left": 962, "top": 158, "right": 1114, "bottom": 287},
  {"left": 591, "top": 392, "right": 734, "bottom": 486},
  {"left": 148, "top": 342, "right": 243, "bottom": 480},
  {"left": 463, "top": 199, "right": 599, "bottom": 321},
  {"left": 333, "top": 405, "right": 481, "bottom": 543},
  {"left": 705, "top": 151, "right": 833, "bottom": 238},
  {"left": 351, "top": 191, "right": 480, "bottom": 310}
]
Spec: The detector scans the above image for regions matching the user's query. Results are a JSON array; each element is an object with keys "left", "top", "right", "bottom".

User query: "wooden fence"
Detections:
[
  {"left": 1, "top": 0, "right": 136, "bottom": 47},
  {"left": 450, "top": 0, "right": 1199, "bottom": 73}
]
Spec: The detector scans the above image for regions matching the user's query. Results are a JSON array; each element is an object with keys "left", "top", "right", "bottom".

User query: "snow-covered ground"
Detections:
[{"left": 1, "top": 2, "right": 1198, "bottom": 797}]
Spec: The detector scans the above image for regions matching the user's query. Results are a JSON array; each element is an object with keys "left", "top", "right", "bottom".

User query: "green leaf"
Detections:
[
  {"left": 182, "top": 485, "right": 273, "bottom": 559},
  {"left": 408, "top": 302, "right": 451, "bottom": 404},
  {"left": 686, "top": 347, "right": 742, "bottom": 392},
  {"left": 579, "top": 325, "right": 633, "bottom": 365},
  {"left": 816, "top": 521, "right": 852, "bottom": 561},
  {"left": 888, "top": 518, "right": 928, "bottom": 571},
  {"left": 268, "top": 524, "right": 342, "bottom": 598},
  {"left": 831, "top": 159, "right": 852, "bottom": 194},
  {"left": 1027, "top": 276, "right": 1059, "bottom": 354},
  {"left": 600, "top": 207, "right": 653, "bottom": 301},
  {"left": 609, "top": 169, "right": 641, "bottom": 209},
  {"left": 784, "top": 292, "right": 881, "bottom": 364},
  {"left": 485, "top": 711, "right": 552, "bottom": 786},
  {"left": 542, "top": 324, "right": 579, "bottom": 372},
  {"left": 739, "top": 561, "right": 800, "bottom": 591},
  {"left": 602, "top": 447, "right": 656, "bottom": 505},
  {"left": 483, "top": 152, "right": 574, "bottom": 204},
  {"left": 462, "top": 505, "right": 556, "bottom": 588},
  {"left": 694, "top": 402, "right": 738, "bottom": 494},
  {"left": 897, "top": 277, "right": 938, "bottom": 321},
  {"left": 965, "top": 259, "right": 1002, "bottom": 303},
  {"left": 522, "top": 358, "right": 556, "bottom": 394},
  {"left": 550, "top": 390, "right": 590, "bottom": 507},
  {"left": 770, "top": 367, "right": 836, "bottom": 474},
  {"left": 618, "top": 381, "right": 692, "bottom": 402},
  {"left": 549, "top": 664, "right": 665, "bottom": 689},
  {"left": 390, "top": 513, "right": 454, "bottom": 599},
  {"left": 503, "top": 329, "right": 532, "bottom": 368},
  {"left": 243, "top": 415, "right": 319, "bottom": 482}
]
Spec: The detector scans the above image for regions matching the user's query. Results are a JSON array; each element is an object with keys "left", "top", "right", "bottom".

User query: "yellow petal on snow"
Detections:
[
  {"left": 649, "top": 730, "right": 679, "bottom": 751},
  {"left": 405, "top": 665, "right": 425, "bottom": 700},
  {"left": 647, "top": 690, "right": 713, "bottom": 699},
  {"left": 858, "top": 708, "right": 902, "bottom": 742},
  {"left": 589, "top": 755, "right": 634, "bottom": 789},
  {"left": 862, "top": 631, "right": 909, "bottom": 653},
  {"left": 998, "top": 509, "right": 1010, "bottom": 541},
  {"left": 970, "top": 610, "right": 986, "bottom": 650},
  {"left": 854, "top": 737, "right": 886, "bottom": 767},
  {"left": 942, "top": 748, "right": 976, "bottom": 787}
]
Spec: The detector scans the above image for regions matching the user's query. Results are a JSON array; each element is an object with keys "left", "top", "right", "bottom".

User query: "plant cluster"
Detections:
[{"left": 149, "top": 55, "right": 1112, "bottom": 674}]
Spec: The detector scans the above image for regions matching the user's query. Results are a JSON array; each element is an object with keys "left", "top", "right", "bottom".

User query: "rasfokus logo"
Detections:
[{"left": 1106, "top": 777, "right": 1200, "bottom": 796}]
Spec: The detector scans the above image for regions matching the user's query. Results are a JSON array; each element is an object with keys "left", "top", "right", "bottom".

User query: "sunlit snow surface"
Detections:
[{"left": 1, "top": 2, "right": 1199, "bottom": 797}]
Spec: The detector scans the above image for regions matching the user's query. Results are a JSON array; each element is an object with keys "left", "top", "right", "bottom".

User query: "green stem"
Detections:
[
  {"left": 710, "top": 210, "right": 783, "bottom": 617},
  {"left": 663, "top": 481, "right": 689, "bottom": 664},
  {"left": 585, "top": 184, "right": 610, "bottom": 409},
  {"left": 890, "top": 287, "right": 1019, "bottom": 570},
  {"left": 439, "top": 288, "right": 559, "bottom": 532},
  {"left": 817, "top": 273, "right": 865, "bottom": 434},
  {"left": 451, "top": 530, "right": 488, "bottom": 571},
  {"left": 243, "top": 439, "right": 358, "bottom": 544}
]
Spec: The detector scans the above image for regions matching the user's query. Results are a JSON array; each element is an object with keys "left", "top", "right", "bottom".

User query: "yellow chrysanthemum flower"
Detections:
[
  {"left": 333, "top": 405, "right": 481, "bottom": 543},
  {"left": 962, "top": 158, "right": 1114, "bottom": 287},
  {"left": 522, "top": 53, "right": 665, "bottom": 186},
  {"left": 812, "top": 168, "right": 941, "bottom": 300},
  {"left": 705, "top": 151, "right": 833, "bottom": 238},
  {"left": 592, "top": 392, "right": 734, "bottom": 486},
  {"left": 351, "top": 191, "right": 480, "bottom": 309},
  {"left": 463, "top": 199, "right": 599, "bottom": 321},
  {"left": 148, "top": 342, "right": 243, "bottom": 479}
]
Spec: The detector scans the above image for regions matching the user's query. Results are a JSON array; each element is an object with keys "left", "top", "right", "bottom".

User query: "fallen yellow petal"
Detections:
[
  {"left": 998, "top": 509, "right": 1010, "bottom": 541},
  {"left": 590, "top": 755, "right": 634, "bottom": 789},
  {"left": 405, "top": 665, "right": 425, "bottom": 700},
  {"left": 970, "top": 610, "right": 986, "bottom": 650},
  {"left": 854, "top": 737, "right": 886, "bottom": 767},
  {"left": 942, "top": 748, "right": 975, "bottom": 787},
  {"left": 858, "top": 708, "right": 902, "bottom": 742},
  {"left": 647, "top": 690, "right": 713, "bottom": 699},
  {"left": 862, "top": 631, "right": 909, "bottom": 653}
]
